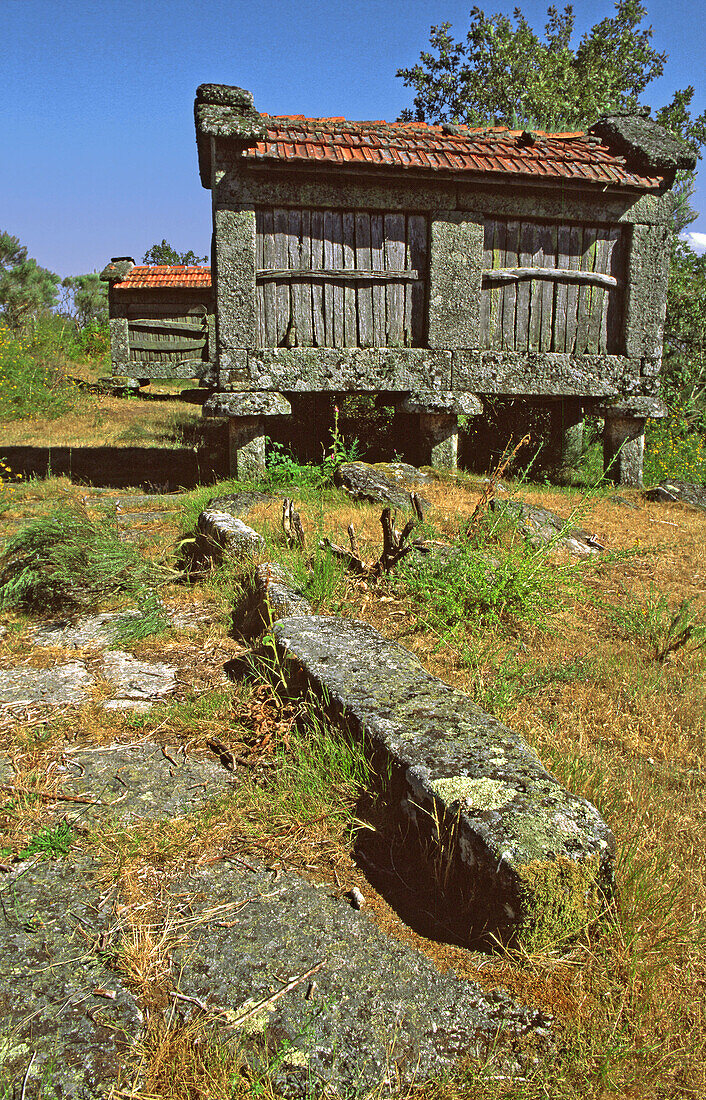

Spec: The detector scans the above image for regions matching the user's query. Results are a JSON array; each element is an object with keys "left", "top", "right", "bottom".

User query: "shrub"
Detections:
[
  {"left": 0, "top": 321, "right": 76, "bottom": 421},
  {"left": 644, "top": 403, "right": 706, "bottom": 484},
  {"left": 0, "top": 502, "right": 175, "bottom": 612}
]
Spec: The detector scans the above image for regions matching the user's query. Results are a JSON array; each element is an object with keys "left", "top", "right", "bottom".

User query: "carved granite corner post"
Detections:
[
  {"left": 203, "top": 391, "right": 292, "bottom": 478},
  {"left": 428, "top": 212, "right": 484, "bottom": 351}
]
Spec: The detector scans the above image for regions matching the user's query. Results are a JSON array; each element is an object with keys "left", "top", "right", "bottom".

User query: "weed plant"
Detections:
[
  {"left": 644, "top": 401, "right": 706, "bottom": 483},
  {"left": 0, "top": 501, "right": 175, "bottom": 612},
  {"left": 18, "top": 820, "right": 74, "bottom": 859}
]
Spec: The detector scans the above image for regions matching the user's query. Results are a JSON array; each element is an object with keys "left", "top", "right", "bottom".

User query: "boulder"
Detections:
[
  {"left": 643, "top": 480, "right": 706, "bottom": 511},
  {"left": 335, "top": 462, "right": 430, "bottom": 513},
  {"left": 271, "top": 616, "right": 614, "bottom": 949},
  {"left": 491, "top": 499, "right": 601, "bottom": 557},
  {"left": 196, "top": 509, "right": 265, "bottom": 560}
]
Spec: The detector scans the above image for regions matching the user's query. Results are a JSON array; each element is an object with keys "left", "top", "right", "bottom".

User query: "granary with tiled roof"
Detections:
[
  {"left": 101, "top": 258, "right": 215, "bottom": 380},
  {"left": 110, "top": 82, "right": 696, "bottom": 484}
]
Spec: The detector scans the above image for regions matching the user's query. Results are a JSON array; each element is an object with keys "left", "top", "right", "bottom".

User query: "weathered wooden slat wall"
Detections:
[
  {"left": 255, "top": 207, "right": 428, "bottom": 348},
  {"left": 481, "top": 219, "right": 624, "bottom": 354}
]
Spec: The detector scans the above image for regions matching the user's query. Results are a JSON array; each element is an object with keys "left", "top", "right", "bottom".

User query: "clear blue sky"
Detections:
[{"left": 3, "top": 0, "right": 705, "bottom": 277}]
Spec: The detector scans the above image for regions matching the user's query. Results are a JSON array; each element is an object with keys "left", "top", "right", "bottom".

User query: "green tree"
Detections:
[
  {"left": 663, "top": 240, "right": 706, "bottom": 417},
  {"left": 61, "top": 272, "right": 108, "bottom": 328},
  {"left": 142, "top": 239, "right": 208, "bottom": 265},
  {"left": 396, "top": 1, "right": 706, "bottom": 232},
  {"left": 0, "top": 232, "right": 59, "bottom": 328},
  {"left": 397, "top": 2, "right": 703, "bottom": 136}
]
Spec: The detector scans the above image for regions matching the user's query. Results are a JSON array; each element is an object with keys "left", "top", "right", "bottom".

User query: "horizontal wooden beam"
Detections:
[
  {"left": 256, "top": 268, "right": 419, "bottom": 283},
  {"left": 130, "top": 318, "right": 207, "bottom": 334},
  {"left": 129, "top": 334, "right": 207, "bottom": 352},
  {"left": 483, "top": 268, "right": 619, "bottom": 288}
]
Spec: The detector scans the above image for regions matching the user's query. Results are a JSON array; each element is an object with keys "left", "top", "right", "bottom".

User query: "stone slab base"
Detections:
[{"left": 271, "top": 616, "right": 614, "bottom": 949}]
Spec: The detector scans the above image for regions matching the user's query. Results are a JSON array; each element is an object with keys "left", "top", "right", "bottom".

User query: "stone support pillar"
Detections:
[
  {"left": 549, "top": 397, "right": 584, "bottom": 469},
  {"left": 228, "top": 417, "right": 266, "bottom": 480},
  {"left": 603, "top": 414, "right": 646, "bottom": 486},
  {"left": 202, "top": 390, "right": 292, "bottom": 479},
  {"left": 598, "top": 397, "right": 667, "bottom": 488},
  {"left": 419, "top": 414, "right": 459, "bottom": 469},
  {"left": 401, "top": 391, "right": 483, "bottom": 472}
]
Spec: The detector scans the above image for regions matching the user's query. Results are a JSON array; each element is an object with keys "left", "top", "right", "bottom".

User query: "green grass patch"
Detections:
[{"left": 0, "top": 501, "right": 176, "bottom": 612}]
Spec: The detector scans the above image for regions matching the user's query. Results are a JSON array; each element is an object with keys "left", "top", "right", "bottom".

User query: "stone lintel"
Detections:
[
  {"left": 247, "top": 348, "right": 453, "bottom": 392},
  {"left": 271, "top": 616, "right": 615, "bottom": 949},
  {"left": 452, "top": 350, "right": 641, "bottom": 397},
  {"left": 203, "top": 391, "right": 291, "bottom": 418},
  {"left": 403, "top": 391, "right": 482, "bottom": 416}
]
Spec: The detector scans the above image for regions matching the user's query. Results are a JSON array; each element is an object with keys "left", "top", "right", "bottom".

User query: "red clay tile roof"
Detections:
[
  {"left": 243, "top": 116, "right": 663, "bottom": 190},
  {"left": 114, "top": 265, "right": 212, "bottom": 289}
]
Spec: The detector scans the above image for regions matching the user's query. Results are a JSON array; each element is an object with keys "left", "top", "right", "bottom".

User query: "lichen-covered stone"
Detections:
[
  {"left": 197, "top": 509, "right": 265, "bottom": 559},
  {"left": 643, "top": 480, "right": 706, "bottom": 511},
  {"left": 101, "top": 650, "right": 176, "bottom": 711},
  {"left": 428, "top": 213, "right": 483, "bottom": 348},
  {"left": 170, "top": 861, "right": 545, "bottom": 1096},
  {"left": 0, "top": 663, "right": 93, "bottom": 707},
  {"left": 56, "top": 742, "right": 235, "bottom": 821},
  {"left": 0, "top": 857, "right": 140, "bottom": 1097},
  {"left": 453, "top": 351, "right": 641, "bottom": 396},
  {"left": 246, "top": 348, "right": 452, "bottom": 392},
  {"left": 590, "top": 114, "right": 697, "bottom": 172},
  {"left": 490, "top": 499, "right": 600, "bottom": 557},
  {"left": 203, "top": 391, "right": 291, "bottom": 417},
  {"left": 271, "top": 617, "right": 614, "bottom": 948},
  {"left": 403, "top": 391, "right": 483, "bottom": 415},
  {"left": 335, "top": 462, "right": 430, "bottom": 512}
]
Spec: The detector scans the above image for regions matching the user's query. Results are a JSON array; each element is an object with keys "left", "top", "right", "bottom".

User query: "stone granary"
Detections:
[
  {"left": 191, "top": 83, "right": 698, "bottom": 484},
  {"left": 101, "top": 260, "right": 215, "bottom": 381}
]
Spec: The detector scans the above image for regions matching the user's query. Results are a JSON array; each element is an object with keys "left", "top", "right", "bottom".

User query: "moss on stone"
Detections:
[{"left": 517, "top": 854, "right": 604, "bottom": 950}]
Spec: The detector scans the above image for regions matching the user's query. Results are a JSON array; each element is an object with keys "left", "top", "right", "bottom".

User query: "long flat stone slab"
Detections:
[{"left": 271, "top": 616, "right": 614, "bottom": 949}]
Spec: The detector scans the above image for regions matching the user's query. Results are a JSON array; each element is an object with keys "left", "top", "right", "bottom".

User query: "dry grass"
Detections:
[
  {"left": 2, "top": 471, "right": 705, "bottom": 1097},
  {"left": 0, "top": 389, "right": 202, "bottom": 448}
]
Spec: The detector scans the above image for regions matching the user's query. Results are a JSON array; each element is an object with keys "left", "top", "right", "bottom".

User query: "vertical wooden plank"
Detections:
[
  {"left": 501, "top": 219, "right": 520, "bottom": 350},
  {"left": 564, "top": 226, "right": 582, "bottom": 353},
  {"left": 255, "top": 209, "right": 266, "bottom": 348},
  {"left": 406, "top": 214, "right": 427, "bottom": 347},
  {"left": 384, "top": 213, "right": 405, "bottom": 346},
  {"left": 515, "top": 221, "right": 534, "bottom": 352},
  {"left": 575, "top": 225, "right": 597, "bottom": 354},
  {"left": 273, "top": 207, "right": 290, "bottom": 347},
  {"left": 553, "top": 224, "right": 569, "bottom": 352},
  {"left": 331, "top": 211, "right": 344, "bottom": 347},
  {"left": 261, "top": 208, "right": 277, "bottom": 348},
  {"left": 288, "top": 209, "right": 302, "bottom": 348},
  {"left": 370, "top": 214, "right": 385, "bottom": 346},
  {"left": 342, "top": 211, "right": 357, "bottom": 346},
  {"left": 605, "top": 226, "right": 623, "bottom": 352},
  {"left": 311, "top": 209, "right": 325, "bottom": 348},
  {"left": 588, "top": 228, "right": 609, "bottom": 353},
  {"left": 539, "top": 223, "right": 557, "bottom": 352},
  {"left": 528, "top": 224, "right": 544, "bottom": 351},
  {"left": 491, "top": 220, "right": 506, "bottom": 349},
  {"left": 355, "top": 212, "right": 373, "bottom": 347},
  {"left": 298, "top": 209, "right": 313, "bottom": 347},
  {"left": 322, "top": 210, "right": 335, "bottom": 347}
]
